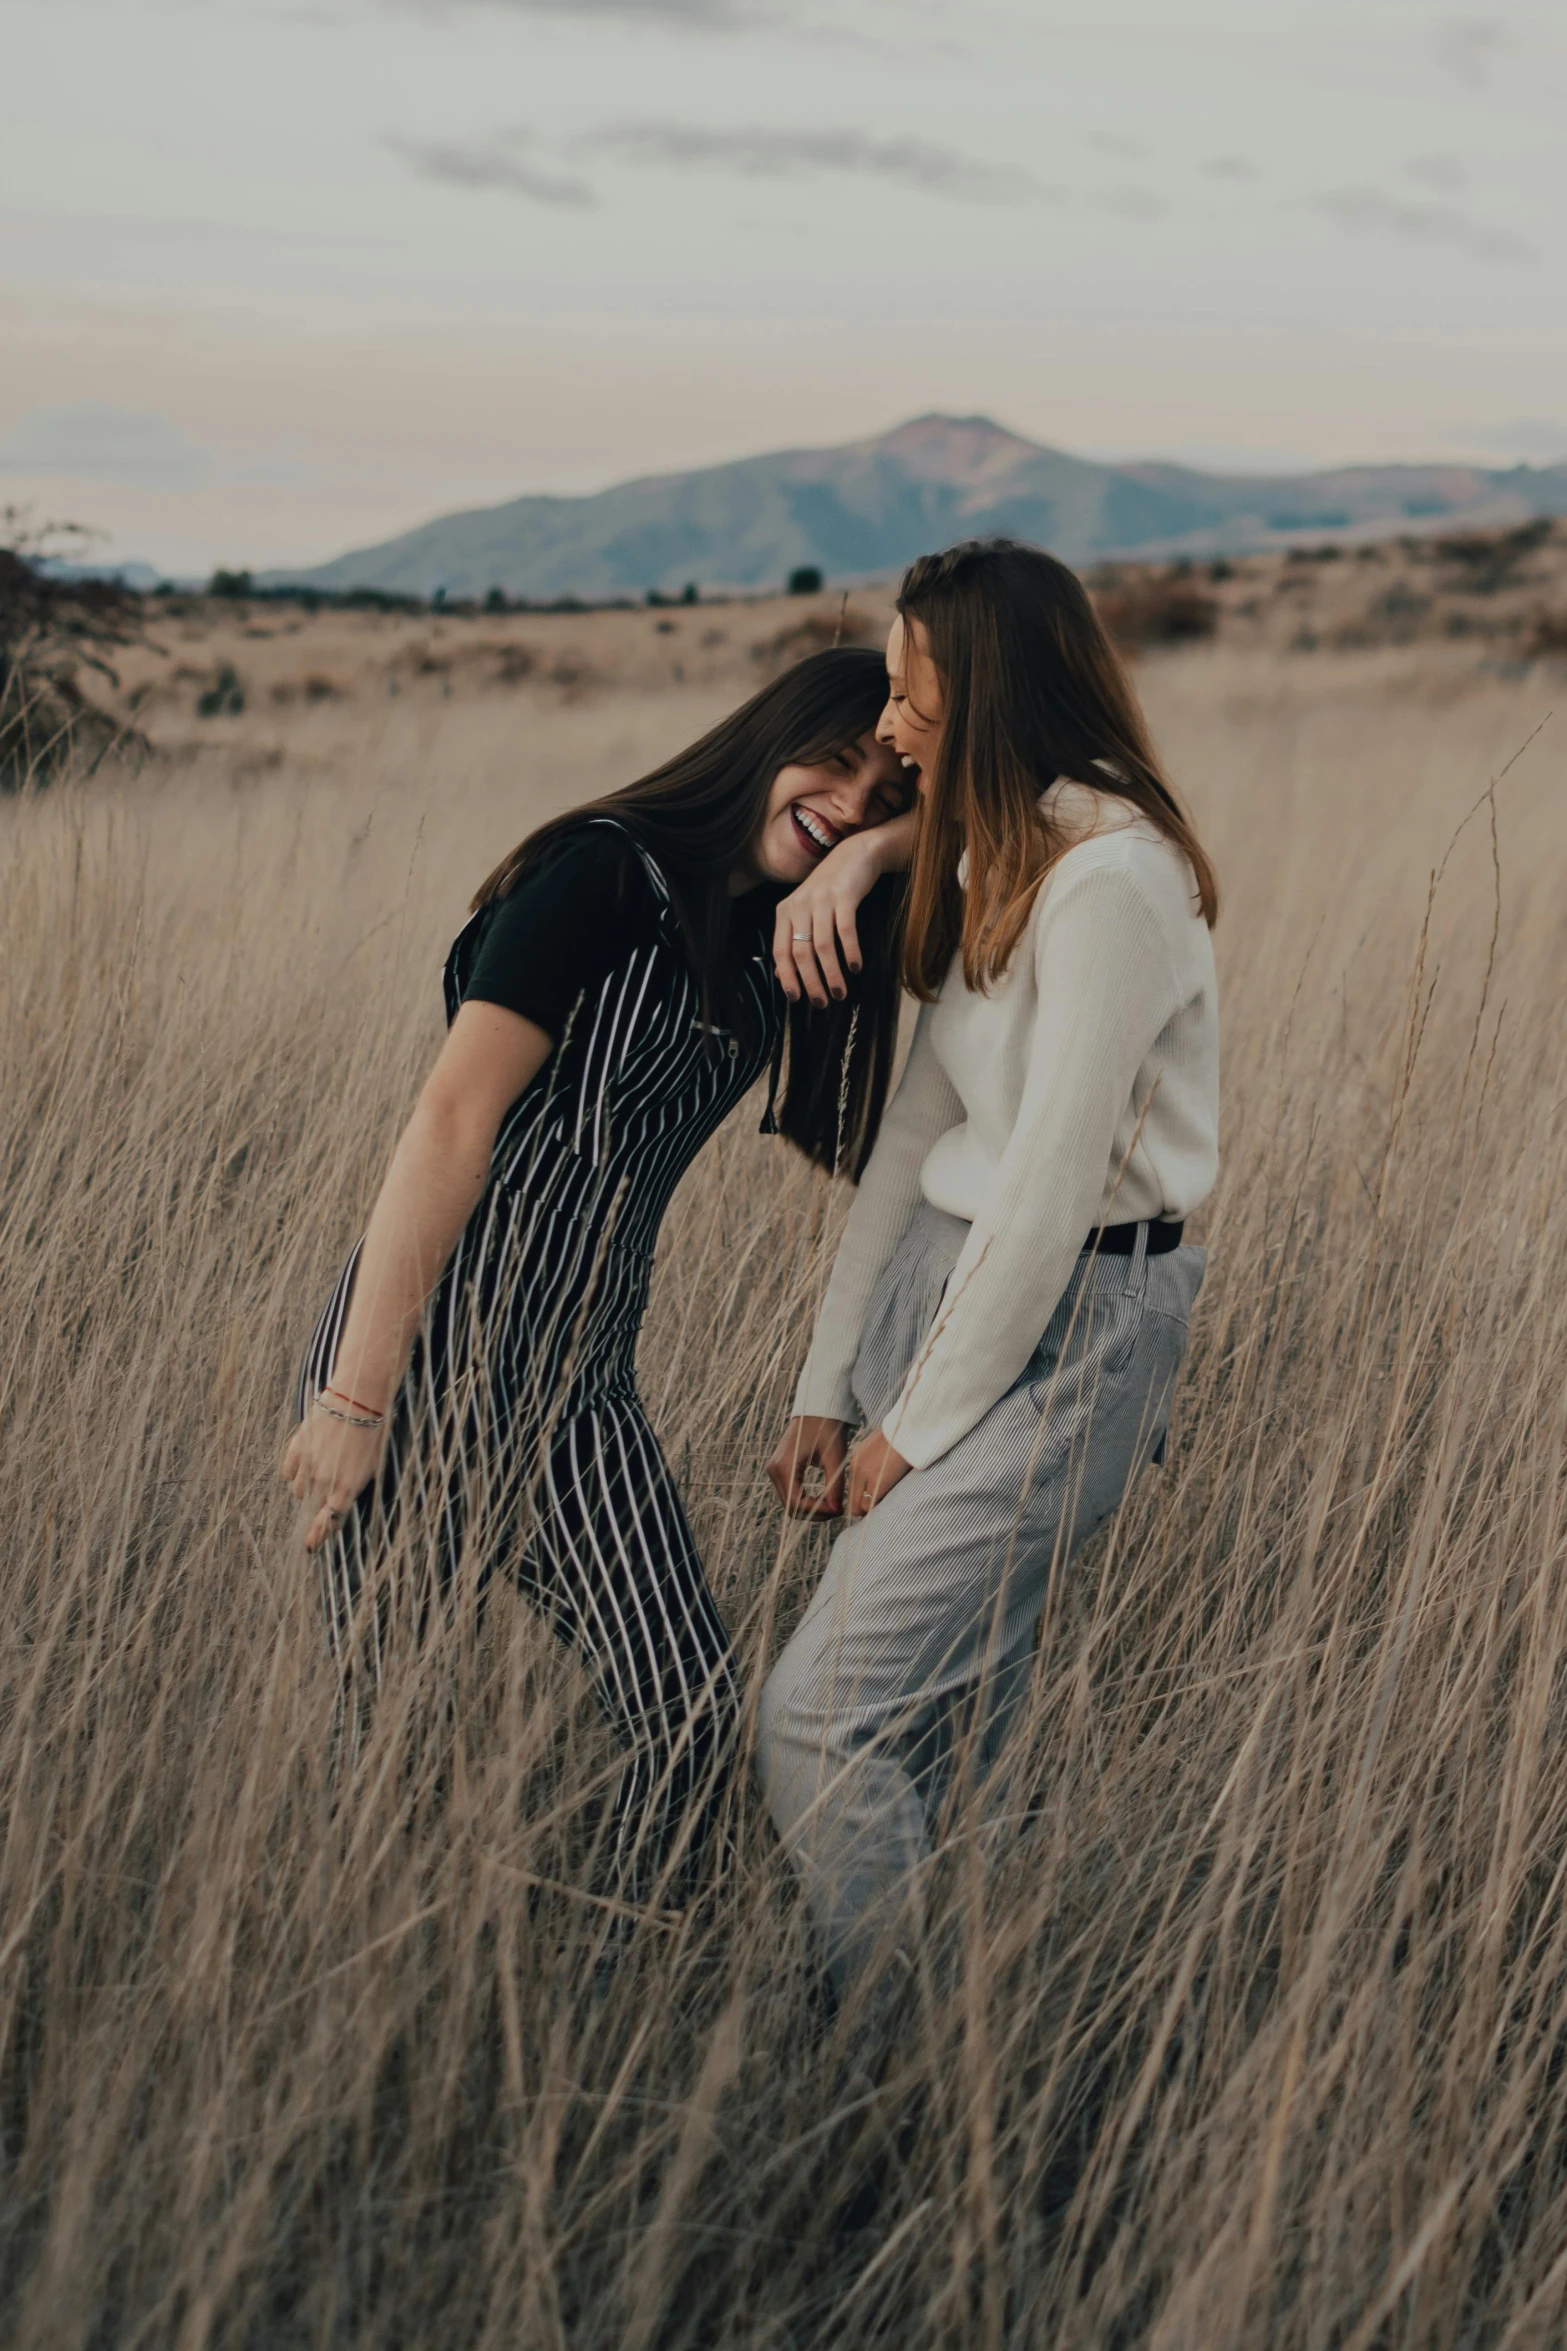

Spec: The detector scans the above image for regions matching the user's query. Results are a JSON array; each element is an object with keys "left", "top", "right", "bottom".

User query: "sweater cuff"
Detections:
[
  {"left": 793, "top": 1361, "right": 859, "bottom": 1425},
  {"left": 880, "top": 1404, "right": 956, "bottom": 1474}
]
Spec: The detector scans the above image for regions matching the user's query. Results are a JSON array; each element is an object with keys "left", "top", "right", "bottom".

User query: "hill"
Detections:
[{"left": 264, "top": 413, "right": 1567, "bottom": 603}]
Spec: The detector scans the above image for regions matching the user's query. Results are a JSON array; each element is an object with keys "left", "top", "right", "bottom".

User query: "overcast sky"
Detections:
[{"left": 3, "top": 0, "right": 1564, "bottom": 574}]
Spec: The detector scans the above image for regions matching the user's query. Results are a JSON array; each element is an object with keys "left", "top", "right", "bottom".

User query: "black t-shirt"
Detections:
[
  {"left": 462, "top": 828, "right": 655, "bottom": 1039},
  {"left": 461, "top": 825, "right": 775, "bottom": 1040}
]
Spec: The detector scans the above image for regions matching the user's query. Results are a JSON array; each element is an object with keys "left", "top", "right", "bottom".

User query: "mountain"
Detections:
[
  {"left": 264, "top": 414, "right": 1567, "bottom": 602},
  {"left": 38, "top": 557, "right": 164, "bottom": 592}
]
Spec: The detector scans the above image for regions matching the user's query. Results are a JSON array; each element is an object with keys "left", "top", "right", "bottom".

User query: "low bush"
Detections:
[{"left": 1092, "top": 569, "right": 1220, "bottom": 651}]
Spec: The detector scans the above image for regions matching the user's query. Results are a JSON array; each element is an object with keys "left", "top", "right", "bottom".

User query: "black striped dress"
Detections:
[{"left": 297, "top": 819, "right": 783, "bottom": 1889}]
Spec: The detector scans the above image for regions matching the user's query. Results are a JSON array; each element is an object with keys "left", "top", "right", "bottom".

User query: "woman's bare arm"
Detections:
[
  {"left": 773, "top": 807, "right": 918, "bottom": 1007},
  {"left": 281, "top": 999, "right": 551, "bottom": 1548}
]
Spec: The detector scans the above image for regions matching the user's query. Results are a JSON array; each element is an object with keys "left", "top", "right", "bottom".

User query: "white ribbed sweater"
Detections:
[{"left": 793, "top": 784, "right": 1220, "bottom": 1469}]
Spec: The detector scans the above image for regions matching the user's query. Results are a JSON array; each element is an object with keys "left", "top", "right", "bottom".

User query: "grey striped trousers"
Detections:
[{"left": 758, "top": 1200, "right": 1205, "bottom": 1994}]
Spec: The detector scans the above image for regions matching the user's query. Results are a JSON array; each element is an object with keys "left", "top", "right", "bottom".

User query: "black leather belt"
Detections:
[{"left": 1085, "top": 1218, "right": 1185, "bottom": 1257}]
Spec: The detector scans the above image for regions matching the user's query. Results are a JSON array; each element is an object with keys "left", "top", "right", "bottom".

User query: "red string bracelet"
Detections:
[{"left": 324, "top": 1385, "right": 385, "bottom": 1419}]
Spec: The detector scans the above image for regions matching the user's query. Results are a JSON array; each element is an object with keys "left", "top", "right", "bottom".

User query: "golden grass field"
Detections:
[{"left": 2, "top": 577, "right": 1566, "bottom": 2347}]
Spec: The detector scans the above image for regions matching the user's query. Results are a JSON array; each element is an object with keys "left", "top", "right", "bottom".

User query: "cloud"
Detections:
[
  {"left": 0, "top": 405, "right": 304, "bottom": 491},
  {"left": 1201, "top": 155, "right": 1258, "bottom": 183},
  {"left": 1433, "top": 16, "right": 1507, "bottom": 85},
  {"left": 582, "top": 122, "right": 1039, "bottom": 203},
  {"left": 386, "top": 116, "right": 1147, "bottom": 217},
  {"left": 390, "top": 0, "right": 926, "bottom": 54},
  {"left": 1406, "top": 152, "right": 1465, "bottom": 193},
  {"left": 1094, "top": 183, "right": 1163, "bottom": 220},
  {"left": 386, "top": 133, "right": 596, "bottom": 206},
  {"left": 1313, "top": 186, "right": 1530, "bottom": 262},
  {"left": 405, "top": 0, "right": 767, "bottom": 23}
]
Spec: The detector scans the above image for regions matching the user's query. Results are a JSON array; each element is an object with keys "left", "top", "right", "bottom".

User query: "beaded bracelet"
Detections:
[{"left": 313, "top": 1391, "right": 384, "bottom": 1429}]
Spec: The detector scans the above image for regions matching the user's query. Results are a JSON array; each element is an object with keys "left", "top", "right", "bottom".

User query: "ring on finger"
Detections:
[{"left": 791, "top": 931, "right": 813, "bottom": 943}]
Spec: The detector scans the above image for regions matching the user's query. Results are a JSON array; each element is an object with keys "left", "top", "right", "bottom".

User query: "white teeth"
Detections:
[
  {"left": 795, "top": 808, "right": 834, "bottom": 850},
  {"left": 901, "top": 756, "right": 918, "bottom": 770}
]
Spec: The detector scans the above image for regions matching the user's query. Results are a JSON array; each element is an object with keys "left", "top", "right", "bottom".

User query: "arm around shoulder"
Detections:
[{"left": 773, "top": 808, "right": 918, "bottom": 1007}]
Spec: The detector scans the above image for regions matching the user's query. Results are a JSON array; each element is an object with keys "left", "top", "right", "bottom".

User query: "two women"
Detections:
[
  {"left": 285, "top": 540, "right": 1220, "bottom": 1966},
  {"left": 283, "top": 648, "right": 914, "bottom": 1894}
]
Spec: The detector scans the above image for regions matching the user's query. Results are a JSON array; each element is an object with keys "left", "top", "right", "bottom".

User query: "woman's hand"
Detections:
[
  {"left": 774, "top": 808, "right": 918, "bottom": 1008},
  {"left": 281, "top": 1408, "right": 387, "bottom": 1552},
  {"left": 766, "top": 1415, "right": 852, "bottom": 1518},
  {"left": 844, "top": 1429, "right": 912, "bottom": 1520}
]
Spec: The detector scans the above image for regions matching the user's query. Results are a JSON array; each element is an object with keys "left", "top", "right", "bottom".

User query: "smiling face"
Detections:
[
  {"left": 743, "top": 728, "right": 910, "bottom": 888},
  {"left": 875, "top": 613, "right": 946, "bottom": 799}
]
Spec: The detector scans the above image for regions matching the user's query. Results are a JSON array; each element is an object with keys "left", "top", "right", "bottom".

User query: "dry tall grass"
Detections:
[{"left": 2, "top": 645, "right": 1565, "bottom": 2347}]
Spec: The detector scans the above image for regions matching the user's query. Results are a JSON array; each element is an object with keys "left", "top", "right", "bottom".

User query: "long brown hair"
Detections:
[
  {"left": 897, "top": 539, "right": 1218, "bottom": 1001},
  {"left": 471, "top": 648, "right": 906, "bottom": 1178}
]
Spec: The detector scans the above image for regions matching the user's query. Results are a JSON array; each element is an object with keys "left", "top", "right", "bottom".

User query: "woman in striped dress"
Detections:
[{"left": 282, "top": 648, "right": 913, "bottom": 1895}]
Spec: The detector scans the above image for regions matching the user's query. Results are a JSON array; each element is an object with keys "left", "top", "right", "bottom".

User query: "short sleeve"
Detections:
[{"left": 461, "top": 826, "right": 652, "bottom": 1041}]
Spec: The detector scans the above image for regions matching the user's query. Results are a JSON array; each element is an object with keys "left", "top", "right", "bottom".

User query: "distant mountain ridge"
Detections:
[{"left": 265, "top": 414, "right": 1567, "bottom": 602}]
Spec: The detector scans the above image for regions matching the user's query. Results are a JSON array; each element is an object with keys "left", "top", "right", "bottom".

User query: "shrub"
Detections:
[
  {"left": 0, "top": 513, "right": 149, "bottom": 788},
  {"left": 1092, "top": 569, "right": 1220, "bottom": 652},
  {"left": 1435, "top": 520, "right": 1554, "bottom": 596},
  {"left": 196, "top": 663, "right": 246, "bottom": 718},
  {"left": 787, "top": 566, "right": 824, "bottom": 596},
  {"left": 344, "top": 587, "right": 423, "bottom": 614},
  {"left": 1368, "top": 585, "right": 1433, "bottom": 640},
  {"left": 1522, "top": 610, "right": 1567, "bottom": 659}
]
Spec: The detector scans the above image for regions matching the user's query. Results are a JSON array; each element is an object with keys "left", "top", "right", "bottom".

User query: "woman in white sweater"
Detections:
[{"left": 758, "top": 538, "right": 1220, "bottom": 2000}]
